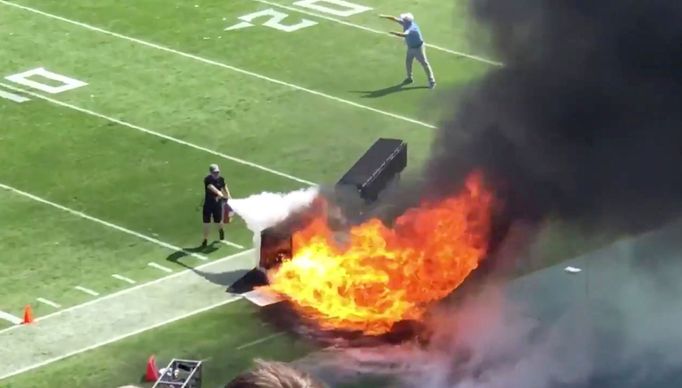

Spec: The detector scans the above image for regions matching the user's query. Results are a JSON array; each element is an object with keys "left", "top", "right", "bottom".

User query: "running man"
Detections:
[
  {"left": 380, "top": 12, "right": 436, "bottom": 89},
  {"left": 202, "top": 163, "right": 231, "bottom": 247}
]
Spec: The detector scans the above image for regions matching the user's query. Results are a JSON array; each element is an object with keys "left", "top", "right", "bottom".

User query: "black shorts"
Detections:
[{"left": 202, "top": 202, "right": 222, "bottom": 223}]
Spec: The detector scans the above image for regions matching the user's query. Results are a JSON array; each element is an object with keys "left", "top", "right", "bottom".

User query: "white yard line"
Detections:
[
  {"left": 0, "top": 249, "right": 253, "bottom": 336},
  {"left": 0, "top": 182, "right": 208, "bottom": 261},
  {"left": 36, "top": 298, "right": 61, "bottom": 309},
  {"left": 147, "top": 262, "right": 173, "bottom": 273},
  {"left": 74, "top": 286, "right": 99, "bottom": 297},
  {"left": 0, "top": 0, "right": 436, "bottom": 130},
  {"left": 0, "top": 296, "right": 242, "bottom": 382},
  {"left": 220, "top": 240, "right": 245, "bottom": 249},
  {"left": 0, "top": 311, "right": 22, "bottom": 325},
  {"left": 235, "top": 331, "right": 286, "bottom": 350},
  {"left": 253, "top": 0, "right": 504, "bottom": 67},
  {"left": 0, "top": 89, "right": 30, "bottom": 103},
  {"left": 0, "top": 82, "right": 315, "bottom": 187},
  {"left": 111, "top": 274, "right": 136, "bottom": 284}
]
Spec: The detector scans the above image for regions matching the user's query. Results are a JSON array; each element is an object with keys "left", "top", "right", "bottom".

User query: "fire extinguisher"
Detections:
[{"left": 221, "top": 198, "right": 234, "bottom": 224}]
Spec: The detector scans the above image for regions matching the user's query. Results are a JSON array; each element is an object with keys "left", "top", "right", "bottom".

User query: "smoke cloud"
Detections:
[
  {"left": 424, "top": 0, "right": 682, "bottom": 231},
  {"left": 229, "top": 187, "right": 319, "bottom": 233}
]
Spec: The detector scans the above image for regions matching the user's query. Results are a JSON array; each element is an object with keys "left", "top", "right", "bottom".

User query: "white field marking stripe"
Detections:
[
  {"left": 148, "top": 262, "right": 173, "bottom": 273},
  {"left": 0, "top": 296, "right": 243, "bottom": 382},
  {"left": 0, "top": 182, "right": 208, "bottom": 261},
  {"left": 74, "top": 286, "right": 99, "bottom": 296},
  {"left": 254, "top": 0, "right": 504, "bottom": 67},
  {"left": 0, "top": 311, "right": 22, "bottom": 325},
  {"left": 235, "top": 331, "right": 286, "bottom": 350},
  {"left": 0, "top": 250, "right": 252, "bottom": 336},
  {"left": 220, "top": 240, "right": 245, "bottom": 249},
  {"left": 36, "top": 298, "right": 61, "bottom": 308},
  {"left": 0, "top": 1, "right": 436, "bottom": 130},
  {"left": 0, "top": 89, "right": 30, "bottom": 103},
  {"left": 111, "top": 274, "right": 136, "bottom": 284},
  {"left": 0, "top": 82, "right": 315, "bottom": 187}
]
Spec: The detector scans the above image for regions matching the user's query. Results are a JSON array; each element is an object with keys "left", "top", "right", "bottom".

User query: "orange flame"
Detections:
[{"left": 268, "top": 172, "right": 494, "bottom": 335}]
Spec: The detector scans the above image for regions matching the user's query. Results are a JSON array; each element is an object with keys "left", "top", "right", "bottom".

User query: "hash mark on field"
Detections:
[
  {"left": 111, "top": 274, "right": 136, "bottom": 284},
  {"left": 148, "top": 262, "right": 173, "bottom": 273},
  {"left": 74, "top": 286, "right": 99, "bottom": 296},
  {"left": 0, "top": 296, "right": 242, "bottom": 381},
  {"left": 0, "top": 182, "right": 208, "bottom": 261},
  {"left": 236, "top": 331, "right": 286, "bottom": 350},
  {"left": 0, "top": 82, "right": 315, "bottom": 187},
  {"left": 36, "top": 298, "right": 61, "bottom": 309},
  {"left": 0, "top": 89, "right": 30, "bottom": 103},
  {"left": 0, "top": 0, "right": 437, "bottom": 129},
  {"left": 0, "top": 310, "right": 22, "bottom": 325},
  {"left": 254, "top": 0, "right": 504, "bottom": 67},
  {"left": 220, "top": 240, "right": 245, "bottom": 249},
  {"left": 0, "top": 250, "right": 251, "bottom": 337}
]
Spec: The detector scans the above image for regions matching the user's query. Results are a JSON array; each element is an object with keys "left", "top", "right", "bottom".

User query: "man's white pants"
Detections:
[{"left": 406, "top": 45, "right": 435, "bottom": 83}]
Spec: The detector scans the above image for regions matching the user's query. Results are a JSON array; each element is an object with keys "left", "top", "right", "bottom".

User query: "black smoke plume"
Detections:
[{"left": 425, "top": 0, "right": 682, "bottom": 232}]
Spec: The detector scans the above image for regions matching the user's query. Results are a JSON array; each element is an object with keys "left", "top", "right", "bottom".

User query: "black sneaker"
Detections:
[
  {"left": 201, "top": 239, "right": 208, "bottom": 248},
  {"left": 402, "top": 77, "right": 413, "bottom": 85},
  {"left": 219, "top": 229, "right": 225, "bottom": 241}
]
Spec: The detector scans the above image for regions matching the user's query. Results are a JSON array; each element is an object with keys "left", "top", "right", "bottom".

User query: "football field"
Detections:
[{"left": 0, "top": 0, "right": 501, "bottom": 386}]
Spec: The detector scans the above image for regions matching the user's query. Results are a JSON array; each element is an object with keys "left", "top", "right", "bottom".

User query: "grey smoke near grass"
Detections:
[
  {"left": 409, "top": 285, "right": 594, "bottom": 388},
  {"left": 424, "top": 0, "right": 682, "bottom": 232},
  {"left": 405, "top": 222, "right": 682, "bottom": 388},
  {"left": 291, "top": 284, "right": 593, "bottom": 388},
  {"left": 294, "top": 266, "right": 682, "bottom": 388}
]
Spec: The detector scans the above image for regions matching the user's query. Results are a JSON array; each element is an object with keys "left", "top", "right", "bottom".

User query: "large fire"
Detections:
[{"left": 268, "top": 172, "right": 494, "bottom": 335}]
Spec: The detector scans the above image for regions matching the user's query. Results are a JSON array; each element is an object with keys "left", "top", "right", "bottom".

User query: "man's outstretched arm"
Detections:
[{"left": 379, "top": 14, "right": 402, "bottom": 24}]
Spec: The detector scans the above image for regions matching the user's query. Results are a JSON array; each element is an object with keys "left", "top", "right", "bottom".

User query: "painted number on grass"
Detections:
[
  {"left": 5, "top": 67, "right": 87, "bottom": 94},
  {"left": 226, "top": 8, "right": 317, "bottom": 32},
  {"left": 293, "top": 0, "right": 372, "bottom": 17},
  {"left": 1, "top": 67, "right": 86, "bottom": 103}
]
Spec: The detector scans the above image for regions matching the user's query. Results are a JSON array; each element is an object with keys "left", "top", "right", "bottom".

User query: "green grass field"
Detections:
[{"left": 0, "top": 1, "right": 614, "bottom": 387}]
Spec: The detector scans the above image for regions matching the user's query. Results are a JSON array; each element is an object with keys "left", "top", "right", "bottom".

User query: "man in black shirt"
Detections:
[{"left": 202, "top": 163, "right": 231, "bottom": 247}]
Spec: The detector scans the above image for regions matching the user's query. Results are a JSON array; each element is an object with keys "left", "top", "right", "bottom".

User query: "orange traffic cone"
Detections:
[
  {"left": 22, "top": 305, "right": 33, "bottom": 325},
  {"left": 145, "top": 355, "right": 160, "bottom": 382}
]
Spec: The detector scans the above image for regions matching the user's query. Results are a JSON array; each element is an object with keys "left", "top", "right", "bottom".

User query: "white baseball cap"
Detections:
[
  {"left": 209, "top": 163, "right": 220, "bottom": 173},
  {"left": 400, "top": 13, "right": 414, "bottom": 22}
]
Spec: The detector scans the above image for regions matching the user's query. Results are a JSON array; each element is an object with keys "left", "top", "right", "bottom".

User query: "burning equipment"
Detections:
[
  {"left": 227, "top": 138, "right": 407, "bottom": 294},
  {"left": 266, "top": 172, "right": 492, "bottom": 335}
]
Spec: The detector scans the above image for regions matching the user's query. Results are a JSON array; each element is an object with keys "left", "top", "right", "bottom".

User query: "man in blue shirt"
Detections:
[{"left": 380, "top": 12, "right": 436, "bottom": 89}]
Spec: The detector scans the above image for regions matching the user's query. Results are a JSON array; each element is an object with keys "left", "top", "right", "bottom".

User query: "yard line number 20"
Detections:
[{"left": 225, "top": 0, "right": 372, "bottom": 33}]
